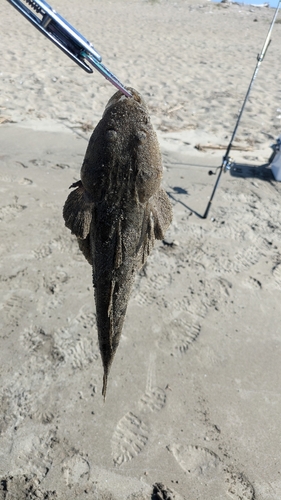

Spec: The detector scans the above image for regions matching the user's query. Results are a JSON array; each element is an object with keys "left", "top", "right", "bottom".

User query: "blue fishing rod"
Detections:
[{"left": 203, "top": 0, "right": 281, "bottom": 219}]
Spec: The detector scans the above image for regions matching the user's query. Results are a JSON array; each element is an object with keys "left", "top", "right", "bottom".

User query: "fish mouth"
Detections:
[{"left": 103, "top": 87, "right": 146, "bottom": 115}]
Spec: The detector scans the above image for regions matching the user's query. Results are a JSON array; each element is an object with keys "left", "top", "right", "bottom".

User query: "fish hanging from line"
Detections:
[{"left": 63, "top": 87, "right": 173, "bottom": 398}]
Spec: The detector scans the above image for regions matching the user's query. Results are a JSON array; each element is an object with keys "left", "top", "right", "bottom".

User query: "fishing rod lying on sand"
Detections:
[{"left": 202, "top": 0, "right": 281, "bottom": 219}]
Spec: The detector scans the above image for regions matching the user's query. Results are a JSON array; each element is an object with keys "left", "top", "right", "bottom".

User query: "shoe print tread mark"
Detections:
[
  {"left": 138, "top": 387, "right": 166, "bottom": 413},
  {"left": 235, "top": 244, "right": 263, "bottom": 273},
  {"left": 53, "top": 328, "right": 99, "bottom": 369},
  {"left": 168, "top": 444, "right": 222, "bottom": 478},
  {"left": 133, "top": 290, "right": 156, "bottom": 306},
  {"left": 158, "top": 318, "right": 200, "bottom": 355},
  {"left": 73, "top": 309, "right": 96, "bottom": 330},
  {"left": 111, "top": 412, "right": 149, "bottom": 465},
  {"left": 168, "top": 444, "right": 255, "bottom": 499},
  {"left": 215, "top": 246, "right": 261, "bottom": 275},
  {"left": 138, "top": 353, "right": 166, "bottom": 413},
  {"left": 13, "top": 430, "right": 57, "bottom": 481},
  {"left": 2, "top": 293, "right": 26, "bottom": 324},
  {"left": 0, "top": 203, "right": 27, "bottom": 222},
  {"left": 172, "top": 299, "right": 207, "bottom": 320},
  {"left": 224, "top": 467, "right": 255, "bottom": 500},
  {"left": 0, "top": 357, "right": 56, "bottom": 431},
  {"left": 68, "top": 339, "right": 99, "bottom": 369},
  {"left": 145, "top": 272, "right": 172, "bottom": 292},
  {"left": 33, "top": 235, "right": 79, "bottom": 260}
]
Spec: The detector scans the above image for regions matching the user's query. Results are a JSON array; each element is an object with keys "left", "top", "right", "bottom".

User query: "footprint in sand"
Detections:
[
  {"left": 168, "top": 444, "right": 255, "bottom": 500},
  {"left": 138, "top": 355, "right": 167, "bottom": 413},
  {"left": 211, "top": 216, "right": 248, "bottom": 243},
  {"left": 67, "top": 338, "right": 99, "bottom": 369},
  {"left": 234, "top": 241, "right": 264, "bottom": 273},
  {"left": 168, "top": 444, "right": 221, "bottom": 478},
  {"left": 72, "top": 307, "right": 96, "bottom": 330},
  {"left": 111, "top": 412, "right": 149, "bottom": 466},
  {"left": 32, "top": 235, "right": 79, "bottom": 260},
  {"left": 12, "top": 430, "right": 57, "bottom": 481},
  {"left": 224, "top": 468, "right": 256, "bottom": 500},
  {"left": 2, "top": 292, "right": 28, "bottom": 325},
  {"left": 112, "top": 355, "right": 166, "bottom": 465},
  {"left": 43, "top": 269, "right": 70, "bottom": 295},
  {"left": 138, "top": 386, "right": 166, "bottom": 413},
  {"left": 0, "top": 354, "right": 57, "bottom": 431},
  {"left": 62, "top": 454, "right": 90, "bottom": 487},
  {"left": 157, "top": 315, "right": 201, "bottom": 356},
  {"left": 0, "top": 203, "right": 27, "bottom": 222},
  {"left": 0, "top": 475, "right": 56, "bottom": 500},
  {"left": 214, "top": 245, "right": 262, "bottom": 275},
  {"left": 144, "top": 271, "right": 172, "bottom": 292},
  {"left": 133, "top": 290, "right": 156, "bottom": 307},
  {"left": 53, "top": 326, "right": 99, "bottom": 370},
  {"left": 131, "top": 250, "right": 174, "bottom": 307},
  {"left": 171, "top": 298, "right": 207, "bottom": 320}
]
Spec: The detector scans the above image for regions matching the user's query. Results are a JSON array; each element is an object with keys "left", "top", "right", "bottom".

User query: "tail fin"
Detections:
[{"left": 102, "top": 370, "right": 108, "bottom": 400}]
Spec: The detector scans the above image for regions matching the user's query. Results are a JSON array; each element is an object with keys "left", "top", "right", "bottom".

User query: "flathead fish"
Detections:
[{"left": 63, "top": 88, "right": 172, "bottom": 397}]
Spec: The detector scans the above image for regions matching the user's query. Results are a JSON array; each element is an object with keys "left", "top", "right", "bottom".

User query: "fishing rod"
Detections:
[{"left": 203, "top": 0, "right": 281, "bottom": 219}]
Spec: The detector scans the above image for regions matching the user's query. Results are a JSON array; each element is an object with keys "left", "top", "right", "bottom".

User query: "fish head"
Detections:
[
  {"left": 103, "top": 87, "right": 146, "bottom": 114},
  {"left": 81, "top": 88, "right": 163, "bottom": 204}
]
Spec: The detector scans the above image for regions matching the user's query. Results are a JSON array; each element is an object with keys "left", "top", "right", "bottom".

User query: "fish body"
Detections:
[{"left": 63, "top": 88, "right": 172, "bottom": 396}]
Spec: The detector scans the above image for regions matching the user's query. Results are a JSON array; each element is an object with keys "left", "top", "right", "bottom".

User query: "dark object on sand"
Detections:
[
  {"left": 152, "top": 482, "right": 176, "bottom": 500},
  {"left": 63, "top": 88, "right": 172, "bottom": 397}
]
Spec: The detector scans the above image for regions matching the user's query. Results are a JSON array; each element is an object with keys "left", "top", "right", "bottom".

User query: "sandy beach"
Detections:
[{"left": 1, "top": 0, "right": 281, "bottom": 498}]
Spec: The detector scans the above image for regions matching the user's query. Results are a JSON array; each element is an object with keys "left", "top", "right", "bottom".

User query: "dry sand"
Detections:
[{"left": 1, "top": 0, "right": 281, "bottom": 498}]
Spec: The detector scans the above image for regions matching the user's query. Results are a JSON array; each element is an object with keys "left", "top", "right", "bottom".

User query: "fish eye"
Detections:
[
  {"left": 106, "top": 129, "right": 118, "bottom": 140},
  {"left": 136, "top": 130, "right": 147, "bottom": 143}
]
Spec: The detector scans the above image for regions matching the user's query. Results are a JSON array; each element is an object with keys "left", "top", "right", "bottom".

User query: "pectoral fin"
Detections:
[
  {"left": 63, "top": 182, "right": 94, "bottom": 239},
  {"left": 150, "top": 187, "right": 173, "bottom": 240},
  {"left": 137, "top": 187, "right": 173, "bottom": 267},
  {"left": 63, "top": 182, "right": 94, "bottom": 264},
  {"left": 77, "top": 235, "right": 92, "bottom": 265}
]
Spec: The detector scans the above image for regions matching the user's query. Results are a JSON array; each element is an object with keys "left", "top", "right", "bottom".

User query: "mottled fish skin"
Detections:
[{"left": 63, "top": 88, "right": 172, "bottom": 397}]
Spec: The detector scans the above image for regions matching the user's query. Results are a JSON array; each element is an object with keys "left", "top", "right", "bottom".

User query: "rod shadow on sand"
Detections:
[{"left": 168, "top": 161, "right": 275, "bottom": 219}]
